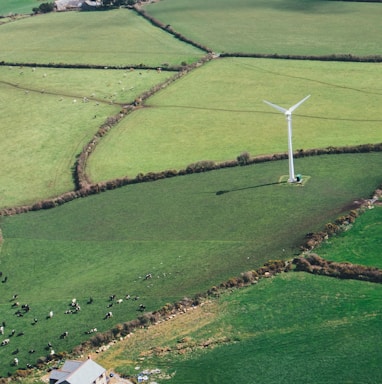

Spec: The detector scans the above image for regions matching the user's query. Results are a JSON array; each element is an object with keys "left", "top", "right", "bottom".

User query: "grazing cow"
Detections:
[
  {"left": 71, "top": 298, "right": 77, "bottom": 306},
  {"left": 116, "top": 299, "right": 123, "bottom": 304},
  {"left": 47, "top": 342, "right": 52, "bottom": 348},
  {"left": 60, "top": 331, "right": 68, "bottom": 339},
  {"left": 138, "top": 304, "right": 146, "bottom": 312},
  {"left": 0, "top": 326, "right": 4, "bottom": 335},
  {"left": 109, "top": 294, "right": 116, "bottom": 301},
  {"left": 125, "top": 294, "right": 131, "bottom": 300},
  {"left": 22, "top": 304, "right": 30, "bottom": 312},
  {"left": 10, "top": 329, "right": 15, "bottom": 336},
  {"left": 27, "top": 364, "right": 33, "bottom": 369},
  {"left": 12, "top": 302, "right": 19, "bottom": 308},
  {"left": 17, "top": 332, "right": 24, "bottom": 337},
  {"left": 85, "top": 328, "right": 97, "bottom": 334},
  {"left": 1, "top": 339, "right": 10, "bottom": 346},
  {"left": 13, "top": 357, "right": 18, "bottom": 366},
  {"left": 87, "top": 297, "right": 93, "bottom": 304},
  {"left": 48, "top": 311, "right": 53, "bottom": 319},
  {"left": 11, "top": 294, "right": 18, "bottom": 301},
  {"left": 2, "top": 276, "right": 8, "bottom": 283},
  {"left": 144, "top": 273, "right": 152, "bottom": 280},
  {"left": 50, "top": 349, "right": 55, "bottom": 356},
  {"left": 104, "top": 311, "right": 113, "bottom": 320},
  {"left": 29, "top": 349, "right": 35, "bottom": 354}
]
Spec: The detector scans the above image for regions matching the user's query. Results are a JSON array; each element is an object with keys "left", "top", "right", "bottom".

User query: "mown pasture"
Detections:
[
  {"left": 96, "top": 272, "right": 382, "bottom": 384},
  {"left": 0, "top": 66, "right": 173, "bottom": 209},
  {"left": 1, "top": 153, "right": 382, "bottom": 376},
  {"left": 316, "top": 206, "right": 382, "bottom": 269},
  {"left": 0, "top": 9, "right": 205, "bottom": 67},
  {"left": 144, "top": 0, "right": 382, "bottom": 56},
  {"left": 87, "top": 57, "right": 382, "bottom": 182},
  {"left": 0, "top": 0, "right": 39, "bottom": 16}
]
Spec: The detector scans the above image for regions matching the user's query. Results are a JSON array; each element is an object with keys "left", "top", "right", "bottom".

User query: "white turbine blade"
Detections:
[
  {"left": 263, "top": 99, "right": 288, "bottom": 114},
  {"left": 288, "top": 95, "right": 311, "bottom": 113}
]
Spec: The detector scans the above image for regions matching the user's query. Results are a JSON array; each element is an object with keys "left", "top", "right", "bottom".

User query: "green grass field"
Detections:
[
  {"left": 144, "top": 0, "right": 382, "bottom": 56},
  {"left": 316, "top": 206, "right": 382, "bottom": 269},
  {"left": 96, "top": 272, "right": 382, "bottom": 383},
  {"left": 0, "top": 66, "right": 173, "bottom": 208},
  {"left": 0, "top": 1, "right": 381, "bottom": 380},
  {"left": 1, "top": 153, "right": 382, "bottom": 376},
  {"left": 0, "top": 9, "right": 204, "bottom": 67},
  {"left": 87, "top": 57, "right": 382, "bottom": 182},
  {"left": 0, "top": 0, "right": 39, "bottom": 15}
]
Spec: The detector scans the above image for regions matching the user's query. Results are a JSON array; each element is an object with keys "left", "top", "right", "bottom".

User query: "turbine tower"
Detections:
[{"left": 263, "top": 95, "right": 310, "bottom": 183}]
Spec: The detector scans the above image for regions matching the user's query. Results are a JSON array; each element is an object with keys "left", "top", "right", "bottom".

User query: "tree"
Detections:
[{"left": 33, "top": 2, "right": 55, "bottom": 14}]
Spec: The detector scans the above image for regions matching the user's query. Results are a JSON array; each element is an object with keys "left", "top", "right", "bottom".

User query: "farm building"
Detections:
[
  {"left": 49, "top": 358, "right": 107, "bottom": 384},
  {"left": 55, "top": 0, "right": 102, "bottom": 11},
  {"left": 55, "top": 0, "right": 83, "bottom": 11}
]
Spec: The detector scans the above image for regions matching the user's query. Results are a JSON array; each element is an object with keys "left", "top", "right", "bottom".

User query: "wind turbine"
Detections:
[{"left": 263, "top": 95, "right": 311, "bottom": 183}]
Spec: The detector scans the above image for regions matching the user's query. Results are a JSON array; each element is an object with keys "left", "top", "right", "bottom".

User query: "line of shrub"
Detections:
[
  {"left": 65, "top": 259, "right": 290, "bottom": 357},
  {"left": 0, "top": 61, "right": 189, "bottom": 72},
  {"left": 132, "top": 5, "right": 213, "bottom": 54},
  {"left": 219, "top": 52, "right": 382, "bottom": 63},
  {"left": 1, "top": 143, "right": 382, "bottom": 217},
  {"left": 293, "top": 253, "right": 382, "bottom": 283}
]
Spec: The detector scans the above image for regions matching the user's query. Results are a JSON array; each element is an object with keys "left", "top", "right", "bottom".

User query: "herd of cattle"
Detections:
[{"left": 0, "top": 277, "right": 151, "bottom": 369}]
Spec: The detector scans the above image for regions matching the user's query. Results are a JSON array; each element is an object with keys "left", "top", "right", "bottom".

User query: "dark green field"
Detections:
[
  {"left": 145, "top": 273, "right": 382, "bottom": 384},
  {"left": 316, "top": 205, "right": 382, "bottom": 269},
  {"left": 1, "top": 153, "right": 382, "bottom": 377}
]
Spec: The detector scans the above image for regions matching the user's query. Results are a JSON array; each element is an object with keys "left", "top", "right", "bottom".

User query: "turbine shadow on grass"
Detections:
[{"left": 216, "top": 180, "right": 287, "bottom": 195}]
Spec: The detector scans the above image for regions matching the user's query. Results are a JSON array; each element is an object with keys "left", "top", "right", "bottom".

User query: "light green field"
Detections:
[
  {"left": 0, "top": 9, "right": 205, "bottom": 66},
  {"left": 0, "top": 66, "right": 173, "bottom": 208},
  {"left": 87, "top": 57, "right": 382, "bottom": 182},
  {"left": 144, "top": 0, "right": 382, "bottom": 56}
]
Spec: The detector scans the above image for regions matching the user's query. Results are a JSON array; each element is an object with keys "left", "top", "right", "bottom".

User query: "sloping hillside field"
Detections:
[
  {"left": 0, "top": 66, "right": 173, "bottom": 209},
  {"left": 0, "top": 9, "right": 204, "bottom": 66},
  {"left": 144, "top": 0, "right": 382, "bottom": 56},
  {"left": 87, "top": 58, "right": 382, "bottom": 181},
  {"left": 0, "top": 153, "right": 382, "bottom": 376}
]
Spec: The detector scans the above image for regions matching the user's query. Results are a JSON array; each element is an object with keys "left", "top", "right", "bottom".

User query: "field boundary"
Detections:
[{"left": 1, "top": 143, "right": 382, "bottom": 217}]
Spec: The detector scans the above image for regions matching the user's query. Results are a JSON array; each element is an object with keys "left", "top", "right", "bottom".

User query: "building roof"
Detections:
[{"left": 50, "top": 359, "right": 106, "bottom": 384}]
